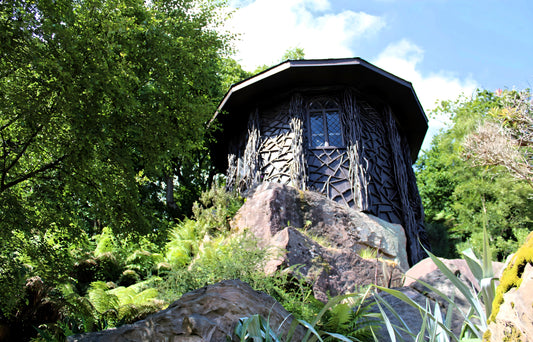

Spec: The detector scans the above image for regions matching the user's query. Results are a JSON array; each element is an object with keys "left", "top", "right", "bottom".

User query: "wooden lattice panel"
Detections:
[
  {"left": 259, "top": 106, "right": 294, "bottom": 184},
  {"left": 358, "top": 102, "right": 403, "bottom": 224},
  {"left": 307, "top": 148, "right": 353, "bottom": 207}
]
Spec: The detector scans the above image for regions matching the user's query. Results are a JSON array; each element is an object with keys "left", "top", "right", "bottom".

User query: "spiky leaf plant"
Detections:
[{"left": 372, "top": 220, "right": 497, "bottom": 342}]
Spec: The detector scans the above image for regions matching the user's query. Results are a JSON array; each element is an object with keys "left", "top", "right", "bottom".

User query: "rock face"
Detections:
[
  {"left": 68, "top": 279, "right": 305, "bottom": 342},
  {"left": 485, "top": 263, "right": 533, "bottom": 341},
  {"left": 371, "top": 258, "right": 503, "bottom": 341},
  {"left": 232, "top": 182, "right": 408, "bottom": 302},
  {"left": 485, "top": 231, "right": 533, "bottom": 342}
]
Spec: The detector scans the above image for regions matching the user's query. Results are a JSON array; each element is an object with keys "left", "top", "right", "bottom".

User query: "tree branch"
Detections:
[{"left": 0, "top": 154, "right": 66, "bottom": 193}]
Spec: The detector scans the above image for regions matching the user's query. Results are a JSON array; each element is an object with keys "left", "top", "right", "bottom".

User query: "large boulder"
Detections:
[
  {"left": 484, "top": 232, "right": 533, "bottom": 342},
  {"left": 68, "top": 279, "right": 305, "bottom": 342},
  {"left": 231, "top": 182, "right": 407, "bottom": 302}
]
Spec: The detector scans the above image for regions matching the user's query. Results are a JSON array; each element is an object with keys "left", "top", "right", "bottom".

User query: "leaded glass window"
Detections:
[{"left": 307, "top": 99, "right": 344, "bottom": 148}]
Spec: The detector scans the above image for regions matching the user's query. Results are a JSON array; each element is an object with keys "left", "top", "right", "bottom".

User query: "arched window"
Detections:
[{"left": 307, "top": 99, "right": 343, "bottom": 147}]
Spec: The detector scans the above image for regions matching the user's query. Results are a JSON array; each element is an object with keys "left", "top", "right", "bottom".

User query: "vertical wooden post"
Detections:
[
  {"left": 289, "top": 93, "right": 307, "bottom": 191},
  {"left": 239, "top": 109, "right": 261, "bottom": 192},
  {"left": 385, "top": 106, "right": 428, "bottom": 265},
  {"left": 225, "top": 153, "right": 237, "bottom": 191},
  {"left": 342, "top": 89, "right": 368, "bottom": 211}
]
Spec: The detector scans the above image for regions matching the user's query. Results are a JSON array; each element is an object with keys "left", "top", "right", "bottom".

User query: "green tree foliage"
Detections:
[
  {"left": 416, "top": 90, "right": 533, "bottom": 260},
  {"left": 281, "top": 46, "right": 305, "bottom": 61},
  {"left": 0, "top": 0, "right": 231, "bottom": 318},
  {"left": 253, "top": 47, "right": 306, "bottom": 74},
  {"left": 463, "top": 89, "right": 533, "bottom": 187}
]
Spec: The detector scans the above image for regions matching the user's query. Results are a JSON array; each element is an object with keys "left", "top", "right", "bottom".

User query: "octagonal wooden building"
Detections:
[{"left": 211, "top": 58, "right": 429, "bottom": 265}]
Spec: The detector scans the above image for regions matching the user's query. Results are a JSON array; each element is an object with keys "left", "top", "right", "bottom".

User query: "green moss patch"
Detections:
[{"left": 489, "top": 231, "right": 533, "bottom": 323}]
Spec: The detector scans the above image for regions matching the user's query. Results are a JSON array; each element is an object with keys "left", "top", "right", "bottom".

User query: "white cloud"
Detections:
[
  {"left": 373, "top": 39, "right": 477, "bottom": 113},
  {"left": 372, "top": 39, "right": 478, "bottom": 151},
  {"left": 226, "top": 0, "right": 385, "bottom": 70},
  {"left": 225, "top": 2, "right": 478, "bottom": 152}
]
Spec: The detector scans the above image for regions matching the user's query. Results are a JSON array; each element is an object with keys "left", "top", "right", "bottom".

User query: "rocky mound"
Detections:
[{"left": 231, "top": 182, "right": 408, "bottom": 302}]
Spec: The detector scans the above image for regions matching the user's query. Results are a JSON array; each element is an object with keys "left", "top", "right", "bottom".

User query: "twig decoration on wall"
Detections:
[{"left": 289, "top": 93, "right": 307, "bottom": 191}]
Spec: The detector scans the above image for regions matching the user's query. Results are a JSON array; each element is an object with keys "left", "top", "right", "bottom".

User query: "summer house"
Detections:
[{"left": 211, "top": 58, "right": 430, "bottom": 265}]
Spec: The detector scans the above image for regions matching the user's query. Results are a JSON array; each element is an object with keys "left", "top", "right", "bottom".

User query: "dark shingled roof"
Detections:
[{"left": 211, "top": 57, "right": 428, "bottom": 170}]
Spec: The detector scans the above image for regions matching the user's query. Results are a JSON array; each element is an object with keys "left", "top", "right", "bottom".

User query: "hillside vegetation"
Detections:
[
  {"left": 1, "top": 0, "right": 532, "bottom": 340},
  {"left": 416, "top": 89, "right": 532, "bottom": 259}
]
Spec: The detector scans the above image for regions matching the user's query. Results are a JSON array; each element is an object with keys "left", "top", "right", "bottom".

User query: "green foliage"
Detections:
[
  {"left": 0, "top": 254, "right": 28, "bottom": 317},
  {"left": 235, "top": 291, "right": 379, "bottom": 342},
  {"left": 1, "top": 0, "right": 229, "bottom": 233},
  {"left": 193, "top": 180, "right": 245, "bottom": 234},
  {"left": 57, "top": 277, "right": 166, "bottom": 335},
  {"left": 93, "top": 228, "right": 118, "bottom": 257},
  {"left": 0, "top": 0, "right": 233, "bottom": 324},
  {"left": 358, "top": 248, "right": 378, "bottom": 260},
  {"left": 282, "top": 47, "right": 306, "bottom": 61},
  {"left": 158, "top": 231, "right": 268, "bottom": 302},
  {"left": 218, "top": 57, "right": 253, "bottom": 90},
  {"left": 125, "top": 250, "right": 165, "bottom": 279},
  {"left": 253, "top": 47, "right": 306, "bottom": 73},
  {"left": 165, "top": 219, "right": 198, "bottom": 267},
  {"left": 416, "top": 89, "right": 533, "bottom": 260},
  {"left": 235, "top": 314, "right": 282, "bottom": 342},
  {"left": 319, "top": 289, "right": 381, "bottom": 342}
]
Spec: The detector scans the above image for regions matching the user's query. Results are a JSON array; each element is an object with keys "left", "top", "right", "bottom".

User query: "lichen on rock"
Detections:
[{"left": 484, "top": 231, "right": 533, "bottom": 342}]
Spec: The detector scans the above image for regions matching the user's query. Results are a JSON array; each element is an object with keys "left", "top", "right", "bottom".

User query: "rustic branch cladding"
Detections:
[
  {"left": 258, "top": 103, "right": 293, "bottom": 185},
  {"left": 358, "top": 102, "right": 403, "bottom": 225},
  {"left": 225, "top": 89, "right": 429, "bottom": 265},
  {"left": 307, "top": 148, "right": 352, "bottom": 206}
]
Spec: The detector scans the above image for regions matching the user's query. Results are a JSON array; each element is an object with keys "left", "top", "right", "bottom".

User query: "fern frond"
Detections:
[
  {"left": 87, "top": 282, "right": 119, "bottom": 315},
  {"left": 325, "top": 303, "right": 352, "bottom": 331}
]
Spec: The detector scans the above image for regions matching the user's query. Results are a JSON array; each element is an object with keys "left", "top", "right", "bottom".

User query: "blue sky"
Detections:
[{"left": 225, "top": 0, "right": 533, "bottom": 150}]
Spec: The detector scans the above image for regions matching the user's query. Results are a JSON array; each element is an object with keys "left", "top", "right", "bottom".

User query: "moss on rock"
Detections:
[{"left": 488, "top": 231, "right": 533, "bottom": 323}]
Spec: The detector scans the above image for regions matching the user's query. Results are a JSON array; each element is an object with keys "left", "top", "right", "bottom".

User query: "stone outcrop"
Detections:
[
  {"left": 484, "top": 231, "right": 533, "bottom": 341},
  {"left": 231, "top": 182, "right": 408, "bottom": 302},
  {"left": 68, "top": 279, "right": 305, "bottom": 342}
]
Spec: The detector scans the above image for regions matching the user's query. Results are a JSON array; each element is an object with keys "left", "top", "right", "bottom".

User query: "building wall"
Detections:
[{"left": 225, "top": 88, "right": 429, "bottom": 265}]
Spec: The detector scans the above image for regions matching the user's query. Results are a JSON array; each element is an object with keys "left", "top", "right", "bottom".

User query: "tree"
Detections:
[
  {"left": 281, "top": 46, "right": 305, "bottom": 61},
  {"left": 0, "top": 0, "right": 231, "bottom": 317},
  {"left": 253, "top": 47, "right": 306, "bottom": 74},
  {"left": 1, "top": 0, "right": 230, "bottom": 223},
  {"left": 416, "top": 90, "right": 532, "bottom": 260},
  {"left": 463, "top": 89, "right": 533, "bottom": 186}
]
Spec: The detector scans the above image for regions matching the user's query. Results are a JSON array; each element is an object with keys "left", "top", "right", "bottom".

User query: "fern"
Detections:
[
  {"left": 324, "top": 303, "right": 352, "bottom": 332},
  {"left": 85, "top": 279, "right": 165, "bottom": 326},
  {"left": 125, "top": 250, "right": 164, "bottom": 278},
  {"left": 319, "top": 287, "right": 381, "bottom": 342},
  {"left": 87, "top": 281, "right": 119, "bottom": 316},
  {"left": 165, "top": 219, "right": 199, "bottom": 267},
  {"left": 93, "top": 227, "right": 118, "bottom": 257}
]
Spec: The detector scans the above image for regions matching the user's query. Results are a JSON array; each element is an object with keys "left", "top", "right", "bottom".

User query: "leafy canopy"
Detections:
[
  {"left": 416, "top": 90, "right": 532, "bottom": 260},
  {"left": 0, "top": 0, "right": 231, "bottom": 317}
]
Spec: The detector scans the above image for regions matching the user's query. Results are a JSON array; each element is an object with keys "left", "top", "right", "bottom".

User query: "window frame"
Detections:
[{"left": 306, "top": 99, "right": 344, "bottom": 148}]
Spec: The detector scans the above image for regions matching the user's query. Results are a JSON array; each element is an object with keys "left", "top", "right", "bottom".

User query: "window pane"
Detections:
[
  {"left": 326, "top": 111, "right": 343, "bottom": 146},
  {"left": 310, "top": 112, "right": 325, "bottom": 146}
]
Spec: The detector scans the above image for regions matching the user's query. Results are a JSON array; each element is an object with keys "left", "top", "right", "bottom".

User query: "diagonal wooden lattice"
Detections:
[
  {"left": 259, "top": 104, "right": 293, "bottom": 184},
  {"left": 307, "top": 148, "right": 353, "bottom": 207},
  {"left": 358, "top": 101, "right": 403, "bottom": 225}
]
